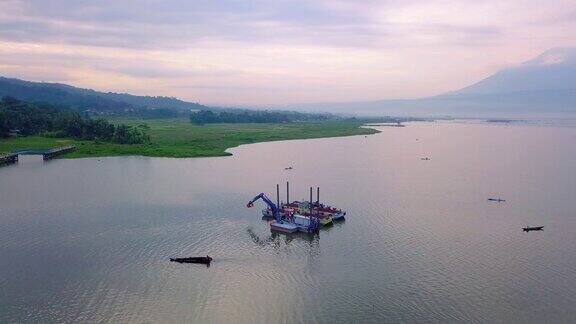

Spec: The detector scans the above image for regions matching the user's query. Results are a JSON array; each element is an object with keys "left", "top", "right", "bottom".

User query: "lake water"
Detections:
[{"left": 1, "top": 121, "right": 576, "bottom": 323}]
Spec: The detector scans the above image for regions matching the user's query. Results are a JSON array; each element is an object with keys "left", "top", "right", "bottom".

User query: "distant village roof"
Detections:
[{"left": 8, "top": 129, "right": 21, "bottom": 136}]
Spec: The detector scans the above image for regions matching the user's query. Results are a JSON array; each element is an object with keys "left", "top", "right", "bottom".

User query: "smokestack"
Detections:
[
  {"left": 310, "top": 187, "right": 314, "bottom": 216},
  {"left": 317, "top": 187, "right": 320, "bottom": 204},
  {"left": 276, "top": 184, "right": 280, "bottom": 207},
  {"left": 286, "top": 181, "right": 290, "bottom": 204}
]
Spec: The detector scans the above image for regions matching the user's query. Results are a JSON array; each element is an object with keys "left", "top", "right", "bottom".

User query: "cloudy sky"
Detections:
[{"left": 1, "top": 0, "right": 575, "bottom": 106}]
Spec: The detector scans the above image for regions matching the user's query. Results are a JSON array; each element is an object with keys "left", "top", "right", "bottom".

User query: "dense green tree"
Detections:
[
  {"left": 0, "top": 110, "right": 8, "bottom": 137},
  {"left": 189, "top": 109, "right": 330, "bottom": 125},
  {"left": 0, "top": 96, "right": 149, "bottom": 144}
]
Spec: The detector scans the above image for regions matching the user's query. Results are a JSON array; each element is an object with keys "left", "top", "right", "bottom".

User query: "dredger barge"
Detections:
[{"left": 247, "top": 182, "right": 346, "bottom": 234}]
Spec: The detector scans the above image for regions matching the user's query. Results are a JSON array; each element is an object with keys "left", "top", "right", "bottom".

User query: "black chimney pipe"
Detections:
[
  {"left": 310, "top": 187, "right": 314, "bottom": 216},
  {"left": 276, "top": 184, "right": 280, "bottom": 207},
  {"left": 286, "top": 181, "right": 290, "bottom": 204}
]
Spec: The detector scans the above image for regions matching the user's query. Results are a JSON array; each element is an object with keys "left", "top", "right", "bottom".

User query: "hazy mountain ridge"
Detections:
[
  {"left": 288, "top": 48, "right": 576, "bottom": 117},
  {"left": 443, "top": 48, "right": 576, "bottom": 97},
  {"left": 0, "top": 77, "right": 208, "bottom": 113},
  {"left": 2, "top": 48, "right": 575, "bottom": 117}
]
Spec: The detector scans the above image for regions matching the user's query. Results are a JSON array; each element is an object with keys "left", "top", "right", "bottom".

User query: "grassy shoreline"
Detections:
[{"left": 0, "top": 119, "right": 379, "bottom": 159}]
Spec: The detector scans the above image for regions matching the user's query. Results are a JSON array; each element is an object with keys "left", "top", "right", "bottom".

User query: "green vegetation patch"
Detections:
[{"left": 0, "top": 118, "right": 379, "bottom": 158}]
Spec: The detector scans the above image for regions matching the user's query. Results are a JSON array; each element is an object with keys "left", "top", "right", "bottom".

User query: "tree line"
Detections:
[
  {"left": 0, "top": 96, "right": 149, "bottom": 144},
  {"left": 190, "top": 109, "right": 330, "bottom": 125}
]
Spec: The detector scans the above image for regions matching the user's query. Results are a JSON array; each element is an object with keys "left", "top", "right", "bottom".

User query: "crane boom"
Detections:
[
  {"left": 247, "top": 193, "right": 281, "bottom": 222},
  {"left": 247, "top": 191, "right": 320, "bottom": 233}
]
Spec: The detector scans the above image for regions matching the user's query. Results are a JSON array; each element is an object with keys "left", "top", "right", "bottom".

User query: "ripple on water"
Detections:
[{"left": 2, "top": 122, "right": 576, "bottom": 323}]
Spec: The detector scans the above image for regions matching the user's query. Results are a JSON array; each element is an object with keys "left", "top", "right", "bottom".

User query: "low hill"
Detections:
[{"left": 0, "top": 77, "right": 208, "bottom": 114}]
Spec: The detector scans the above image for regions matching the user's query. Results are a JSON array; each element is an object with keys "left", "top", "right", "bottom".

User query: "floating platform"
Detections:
[
  {"left": 249, "top": 183, "right": 345, "bottom": 235},
  {"left": 270, "top": 222, "right": 299, "bottom": 233},
  {"left": 319, "top": 217, "right": 333, "bottom": 226},
  {"left": 289, "top": 214, "right": 320, "bottom": 233}
]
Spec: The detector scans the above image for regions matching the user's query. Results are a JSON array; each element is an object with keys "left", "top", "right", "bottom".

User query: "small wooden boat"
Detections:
[
  {"left": 331, "top": 212, "right": 345, "bottom": 222},
  {"left": 523, "top": 226, "right": 544, "bottom": 232},
  {"left": 170, "top": 256, "right": 213, "bottom": 264},
  {"left": 285, "top": 166, "right": 293, "bottom": 170},
  {"left": 488, "top": 198, "right": 506, "bottom": 202}
]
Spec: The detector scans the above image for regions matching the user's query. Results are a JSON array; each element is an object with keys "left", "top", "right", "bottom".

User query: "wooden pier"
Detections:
[
  {"left": 0, "top": 145, "right": 76, "bottom": 167},
  {"left": 42, "top": 145, "right": 76, "bottom": 160}
]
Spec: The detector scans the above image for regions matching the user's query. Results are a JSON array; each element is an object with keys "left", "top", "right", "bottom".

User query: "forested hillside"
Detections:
[{"left": 0, "top": 77, "right": 208, "bottom": 115}]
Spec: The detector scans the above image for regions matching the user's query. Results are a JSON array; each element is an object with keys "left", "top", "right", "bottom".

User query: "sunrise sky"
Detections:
[{"left": 1, "top": 0, "right": 575, "bottom": 106}]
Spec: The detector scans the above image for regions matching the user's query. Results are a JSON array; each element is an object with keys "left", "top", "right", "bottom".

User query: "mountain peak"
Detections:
[
  {"left": 524, "top": 47, "right": 576, "bottom": 67},
  {"left": 445, "top": 47, "right": 576, "bottom": 96}
]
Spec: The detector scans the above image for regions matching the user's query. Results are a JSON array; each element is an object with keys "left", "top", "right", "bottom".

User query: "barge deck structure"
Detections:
[
  {"left": 247, "top": 186, "right": 319, "bottom": 234},
  {"left": 270, "top": 222, "right": 299, "bottom": 233},
  {"left": 248, "top": 182, "right": 346, "bottom": 234}
]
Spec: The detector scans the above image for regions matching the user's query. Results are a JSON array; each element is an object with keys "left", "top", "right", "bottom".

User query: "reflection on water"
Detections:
[
  {"left": 1, "top": 121, "right": 576, "bottom": 323},
  {"left": 247, "top": 227, "right": 320, "bottom": 250}
]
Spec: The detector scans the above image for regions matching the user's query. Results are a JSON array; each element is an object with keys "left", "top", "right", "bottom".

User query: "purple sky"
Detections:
[{"left": 1, "top": 0, "right": 575, "bottom": 105}]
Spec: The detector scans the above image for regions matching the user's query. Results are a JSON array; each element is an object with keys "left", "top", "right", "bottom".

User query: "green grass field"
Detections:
[{"left": 0, "top": 118, "right": 379, "bottom": 158}]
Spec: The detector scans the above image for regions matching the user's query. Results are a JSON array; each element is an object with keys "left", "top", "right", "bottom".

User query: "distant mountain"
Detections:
[
  {"left": 289, "top": 48, "right": 576, "bottom": 117},
  {"left": 4, "top": 48, "right": 576, "bottom": 118},
  {"left": 446, "top": 48, "right": 576, "bottom": 96},
  {"left": 0, "top": 77, "right": 208, "bottom": 113}
]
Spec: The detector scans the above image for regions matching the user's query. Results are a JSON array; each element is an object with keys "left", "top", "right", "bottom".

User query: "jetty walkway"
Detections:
[{"left": 0, "top": 145, "right": 75, "bottom": 167}]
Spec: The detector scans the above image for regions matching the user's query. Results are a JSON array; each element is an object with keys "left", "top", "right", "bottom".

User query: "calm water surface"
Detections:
[{"left": 1, "top": 121, "right": 576, "bottom": 323}]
